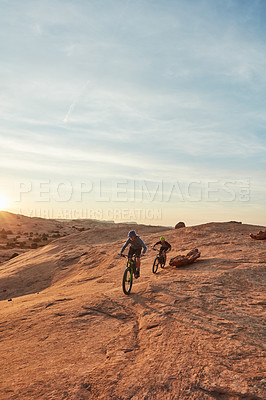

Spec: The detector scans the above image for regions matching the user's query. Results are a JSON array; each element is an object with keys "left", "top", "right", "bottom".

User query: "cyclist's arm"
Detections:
[
  {"left": 121, "top": 238, "right": 130, "bottom": 254},
  {"left": 152, "top": 241, "right": 160, "bottom": 250},
  {"left": 165, "top": 241, "right": 172, "bottom": 252},
  {"left": 139, "top": 238, "right": 147, "bottom": 254}
]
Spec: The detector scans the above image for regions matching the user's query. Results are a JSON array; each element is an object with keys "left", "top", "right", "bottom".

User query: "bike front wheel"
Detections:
[
  {"left": 152, "top": 257, "right": 159, "bottom": 274},
  {"left": 122, "top": 267, "right": 133, "bottom": 294}
]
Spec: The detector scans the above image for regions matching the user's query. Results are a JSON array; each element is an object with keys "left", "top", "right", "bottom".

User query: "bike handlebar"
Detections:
[
  {"left": 152, "top": 248, "right": 170, "bottom": 253},
  {"left": 119, "top": 253, "right": 145, "bottom": 258}
]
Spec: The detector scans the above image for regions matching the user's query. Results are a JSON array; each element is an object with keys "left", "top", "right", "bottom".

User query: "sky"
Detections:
[{"left": 0, "top": 0, "right": 265, "bottom": 227}]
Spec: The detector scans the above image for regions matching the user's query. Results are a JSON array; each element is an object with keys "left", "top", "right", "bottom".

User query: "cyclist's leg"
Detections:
[
  {"left": 128, "top": 247, "right": 139, "bottom": 277},
  {"left": 127, "top": 247, "right": 134, "bottom": 261},
  {"left": 135, "top": 249, "right": 141, "bottom": 277},
  {"left": 159, "top": 248, "right": 164, "bottom": 263},
  {"left": 127, "top": 247, "right": 135, "bottom": 272}
]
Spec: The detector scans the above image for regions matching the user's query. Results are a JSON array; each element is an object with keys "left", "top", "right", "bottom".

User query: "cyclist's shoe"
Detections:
[{"left": 134, "top": 270, "right": 140, "bottom": 279}]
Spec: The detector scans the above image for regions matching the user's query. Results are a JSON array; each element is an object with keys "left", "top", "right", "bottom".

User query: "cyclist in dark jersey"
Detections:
[
  {"left": 120, "top": 230, "right": 147, "bottom": 278},
  {"left": 152, "top": 236, "right": 171, "bottom": 265}
]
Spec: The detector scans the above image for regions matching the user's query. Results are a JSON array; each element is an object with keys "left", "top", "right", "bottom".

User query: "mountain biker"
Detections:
[
  {"left": 152, "top": 236, "right": 171, "bottom": 265},
  {"left": 120, "top": 230, "right": 147, "bottom": 278}
]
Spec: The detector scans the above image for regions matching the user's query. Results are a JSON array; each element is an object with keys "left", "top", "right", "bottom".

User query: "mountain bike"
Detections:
[
  {"left": 120, "top": 254, "right": 137, "bottom": 295},
  {"left": 152, "top": 249, "right": 166, "bottom": 273}
]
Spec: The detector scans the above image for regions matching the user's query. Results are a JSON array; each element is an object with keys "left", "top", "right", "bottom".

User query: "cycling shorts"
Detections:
[{"left": 128, "top": 247, "right": 142, "bottom": 258}]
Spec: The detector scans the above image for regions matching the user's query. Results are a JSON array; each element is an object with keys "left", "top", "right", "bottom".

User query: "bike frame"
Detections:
[
  {"left": 121, "top": 254, "right": 137, "bottom": 270},
  {"left": 127, "top": 256, "right": 136, "bottom": 269},
  {"left": 121, "top": 254, "right": 137, "bottom": 295},
  {"left": 153, "top": 248, "right": 167, "bottom": 263},
  {"left": 152, "top": 248, "right": 166, "bottom": 273}
]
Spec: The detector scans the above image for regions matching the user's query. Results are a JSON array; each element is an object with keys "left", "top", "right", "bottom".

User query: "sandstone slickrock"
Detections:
[{"left": 0, "top": 220, "right": 265, "bottom": 399}]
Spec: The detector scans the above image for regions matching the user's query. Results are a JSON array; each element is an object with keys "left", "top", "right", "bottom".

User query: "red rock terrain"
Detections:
[
  {"left": 0, "top": 211, "right": 137, "bottom": 263},
  {"left": 0, "top": 220, "right": 265, "bottom": 400}
]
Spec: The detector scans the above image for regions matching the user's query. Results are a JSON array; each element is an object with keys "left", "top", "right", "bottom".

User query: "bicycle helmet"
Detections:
[
  {"left": 128, "top": 230, "right": 136, "bottom": 238},
  {"left": 160, "top": 236, "right": 165, "bottom": 241}
]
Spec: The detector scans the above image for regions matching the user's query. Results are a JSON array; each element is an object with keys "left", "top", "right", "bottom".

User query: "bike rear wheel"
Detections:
[
  {"left": 122, "top": 267, "right": 133, "bottom": 294},
  {"left": 159, "top": 254, "right": 165, "bottom": 268},
  {"left": 152, "top": 257, "right": 159, "bottom": 273}
]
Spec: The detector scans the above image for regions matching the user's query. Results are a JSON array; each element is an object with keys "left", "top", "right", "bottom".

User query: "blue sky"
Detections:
[{"left": 0, "top": 0, "right": 265, "bottom": 226}]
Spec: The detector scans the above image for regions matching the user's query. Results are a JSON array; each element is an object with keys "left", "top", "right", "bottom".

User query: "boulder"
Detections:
[
  {"left": 249, "top": 230, "right": 266, "bottom": 240},
  {"left": 169, "top": 248, "right": 200, "bottom": 267},
  {"left": 175, "top": 221, "right": 185, "bottom": 229}
]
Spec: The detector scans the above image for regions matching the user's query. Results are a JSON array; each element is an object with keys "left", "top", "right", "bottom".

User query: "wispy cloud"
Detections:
[
  {"left": 63, "top": 80, "right": 90, "bottom": 123},
  {"left": 0, "top": 0, "right": 265, "bottom": 224}
]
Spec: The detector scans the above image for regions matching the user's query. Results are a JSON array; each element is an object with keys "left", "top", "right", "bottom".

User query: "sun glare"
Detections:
[{"left": 0, "top": 194, "right": 9, "bottom": 211}]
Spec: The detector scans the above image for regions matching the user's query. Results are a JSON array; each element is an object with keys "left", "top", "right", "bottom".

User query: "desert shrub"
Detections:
[
  {"left": 31, "top": 243, "right": 38, "bottom": 249},
  {"left": 33, "top": 237, "right": 41, "bottom": 243}
]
